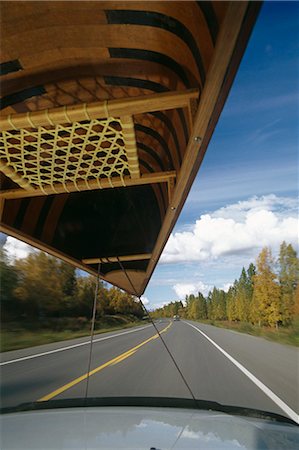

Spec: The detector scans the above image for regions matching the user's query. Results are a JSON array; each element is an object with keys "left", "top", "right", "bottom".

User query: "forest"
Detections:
[
  {"left": 1, "top": 241, "right": 298, "bottom": 350},
  {"left": 1, "top": 248, "right": 144, "bottom": 325},
  {"left": 151, "top": 242, "right": 299, "bottom": 330},
  {"left": 1, "top": 245, "right": 147, "bottom": 351}
]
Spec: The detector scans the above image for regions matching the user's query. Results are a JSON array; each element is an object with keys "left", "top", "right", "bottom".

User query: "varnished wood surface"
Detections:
[{"left": 0, "top": 1, "right": 261, "bottom": 295}]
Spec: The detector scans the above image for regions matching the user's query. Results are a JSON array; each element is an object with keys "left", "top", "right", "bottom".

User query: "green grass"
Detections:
[
  {"left": 0, "top": 316, "right": 146, "bottom": 352},
  {"left": 196, "top": 318, "right": 299, "bottom": 347}
]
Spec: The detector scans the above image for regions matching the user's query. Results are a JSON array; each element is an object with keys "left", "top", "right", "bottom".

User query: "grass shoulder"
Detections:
[
  {"left": 0, "top": 315, "right": 147, "bottom": 352},
  {"left": 192, "top": 318, "right": 299, "bottom": 347}
]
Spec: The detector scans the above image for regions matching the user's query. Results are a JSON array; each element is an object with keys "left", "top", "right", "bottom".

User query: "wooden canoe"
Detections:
[{"left": 0, "top": 1, "right": 261, "bottom": 295}]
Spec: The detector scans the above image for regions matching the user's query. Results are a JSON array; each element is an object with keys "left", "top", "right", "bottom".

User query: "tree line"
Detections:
[
  {"left": 151, "top": 242, "right": 299, "bottom": 328},
  {"left": 0, "top": 249, "right": 144, "bottom": 323}
]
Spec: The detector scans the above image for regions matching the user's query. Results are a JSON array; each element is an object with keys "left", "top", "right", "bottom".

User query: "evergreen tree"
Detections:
[
  {"left": 226, "top": 281, "right": 238, "bottom": 321},
  {"left": 218, "top": 289, "right": 227, "bottom": 320},
  {"left": 235, "top": 266, "right": 255, "bottom": 322},
  {"left": 247, "top": 263, "right": 256, "bottom": 298},
  {"left": 197, "top": 292, "right": 208, "bottom": 319},
  {"left": 278, "top": 242, "right": 299, "bottom": 325},
  {"left": 206, "top": 290, "right": 213, "bottom": 319}
]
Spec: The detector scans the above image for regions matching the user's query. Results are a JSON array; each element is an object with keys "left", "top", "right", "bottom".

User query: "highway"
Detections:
[{"left": 1, "top": 320, "right": 298, "bottom": 422}]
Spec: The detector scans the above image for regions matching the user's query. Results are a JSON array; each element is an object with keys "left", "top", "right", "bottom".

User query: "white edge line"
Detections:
[
  {"left": 0, "top": 325, "right": 152, "bottom": 366},
  {"left": 184, "top": 321, "right": 299, "bottom": 424}
]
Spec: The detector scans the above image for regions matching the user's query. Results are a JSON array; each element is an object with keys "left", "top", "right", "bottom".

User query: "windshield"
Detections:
[{"left": 0, "top": 0, "right": 298, "bottom": 433}]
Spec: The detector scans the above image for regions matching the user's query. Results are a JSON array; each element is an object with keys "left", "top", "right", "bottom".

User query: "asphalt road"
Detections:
[{"left": 1, "top": 320, "right": 298, "bottom": 422}]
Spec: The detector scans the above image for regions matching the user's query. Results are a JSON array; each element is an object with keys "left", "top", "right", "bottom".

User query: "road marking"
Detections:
[
  {"left": 0, "top": 325, "right": 153, "bottom": 366},
  {"left": 38, "top": 321, "right": 172, "bottom": 402},
  {"left": 185, "top": 321, "right": 299, "bottom": 424},
  {"left": 111, "top": 350, "right": 136, "bottom": 366}
]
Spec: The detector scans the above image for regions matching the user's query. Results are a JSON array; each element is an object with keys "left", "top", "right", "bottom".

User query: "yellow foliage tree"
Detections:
[{"left": 251, "top": 247, "right": 281, "bottom": 328}]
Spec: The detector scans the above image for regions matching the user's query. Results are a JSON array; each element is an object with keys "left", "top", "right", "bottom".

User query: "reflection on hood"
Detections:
[{"left": 1, "top": 406, "right": 298, "bottom": 450}]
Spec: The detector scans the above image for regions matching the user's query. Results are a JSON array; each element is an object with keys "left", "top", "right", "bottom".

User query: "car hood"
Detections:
[{"left": 1, "top": 406, "right": 298, "bottom": 450}]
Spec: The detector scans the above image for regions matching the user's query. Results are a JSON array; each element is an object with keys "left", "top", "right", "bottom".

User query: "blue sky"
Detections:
[
  {"left": 2, "top": 2, "right": 298, "bottom": 310},
  {"left": 142, "top": 1, "right": 299, "bottom": 308}
]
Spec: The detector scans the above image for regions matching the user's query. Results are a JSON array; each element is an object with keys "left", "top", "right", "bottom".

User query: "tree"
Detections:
[
  {"left": 75, "top": 276, "right": 102, "bottom": 317},
  {"left": 209, "top": 287, "right": 227, "bottom": 320},
  {"left": 226, "top": 280, "right": 238, "bottom": 322},
  {"left": 97, "top": 281, "right": 113, "bottom": 317},
  {"left": 0, "top": 248, "right": 18, "bottom": 319},
  {"left": 197, "top": 292, "right": 207, "bottom": 319},
  {"left": 278, "top": 242, "right": 299, "bottom": 325},
  {"left": 251, "top": 247, "right": 281, "bottom": 328},
  {"left": 206, "top": 290, "right": 213, "bottom": 319},
  {"left": 234, "top": 266, "right": 255, "bottom": 322},
  {"left": 188, "top": 296, "right": 200, "bottom": 320},
  {"left": 247, "top": 263, "right": 256, "bottom": 297},
  {"left": 185, "top": 294, "right": 207, "bottom": 320},
  {"left": 0, "top": 248, "right": 148, "bottom": 324},
  {"left": 294, "top": 285, "right": 299, "bottom": 317},
  {"left": 185, "top": 294, "right": 196, "bottom": 319},
  {"left": 60, "top": 262, "right": 76, "bottom": 297},
  {"left": 58, "top": 262, "right": 77, "bottom": 316},
  {"left": 13, "top": 252, "right": 68, "bottom": 318},
  {"left": 107, "top": 287, "right": 143, "bottom": 318}
]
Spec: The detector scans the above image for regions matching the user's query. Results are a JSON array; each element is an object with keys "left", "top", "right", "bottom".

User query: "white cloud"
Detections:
[
  {"left": 222, "top": 283, "right": 233, "bottom": 293},
  {"left": 181, "top": 429, "right": 247, "bottom": 448},
  {"left": 150, "top": 301, "right": 169, "bottom": 310},
  {"left": 173, "top": 281, "right": 212, "bottom": 299},
  {"left": 212, "top": 194, "right": 297, "bottom": 221},
  {"left": 140, "top": 295, "right": 149, "bottom": 305},
  {"left": 3, "top": 237, "right": 35, "bottom": 261},
  {"left": 161, "top": 195, "right": 298, "bottom": 264}
]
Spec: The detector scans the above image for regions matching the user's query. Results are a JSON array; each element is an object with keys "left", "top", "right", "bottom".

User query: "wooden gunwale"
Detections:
[{"left": 139, "top": 1, "right": 257, "bottom": 295}]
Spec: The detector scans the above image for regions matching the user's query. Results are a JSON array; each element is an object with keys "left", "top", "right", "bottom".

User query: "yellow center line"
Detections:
[
  {"left": 38, "top": 321, "right": 172, "bottom": 402},
  {"left": 111, "top": 350, "right": 136, "bottom": 366}
]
